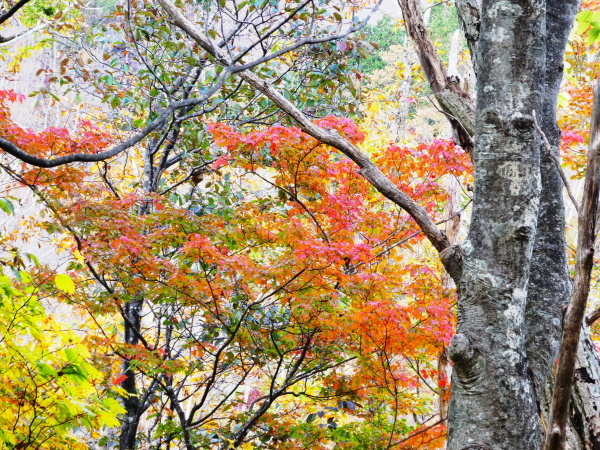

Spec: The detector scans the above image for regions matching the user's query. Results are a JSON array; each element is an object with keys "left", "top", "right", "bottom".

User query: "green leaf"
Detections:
[
  {"left": 25, "top": 253, "right": 39, "bottom": 266},
  {"left": 55, "top": 274, "right": 75, "bottom": 293},
  {"left": 64, "top": 348, "right": 79, "bottom": 363},
  {"left": 0, "top": 198, "right": 14, "bottom": 215},
  {"left": 37, "top": 362, "right": 58, "bottom": 378},
  {"left": 588, "top": 25, "right": 600, "bottom": 44},
  {"left": 110, "top": 95, "right": 121, "bottom": 109}
]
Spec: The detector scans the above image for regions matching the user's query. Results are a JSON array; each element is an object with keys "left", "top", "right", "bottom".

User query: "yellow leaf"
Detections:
[
  {"left": 74, "top": 250, "right": 85, "bottom": 264},
  {"left": 55, "top": 274, "right": 75, "bottom": 293}
]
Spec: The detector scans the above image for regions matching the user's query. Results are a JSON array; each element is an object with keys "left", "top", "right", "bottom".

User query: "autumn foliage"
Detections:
[
  {"left": 0, "top": 80, "right": 476, "bottom": 447},
  {"left": 0, "top": 0, "right": 598, "bottom": 447}
]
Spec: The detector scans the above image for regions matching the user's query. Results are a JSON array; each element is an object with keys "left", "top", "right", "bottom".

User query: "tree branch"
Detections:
[
  {"left": 0, "top": 22, "right": 46, "bottom": 47},
  {"left": 586, "top": 306, "right": 600, "bottom": 326},
  {"left": 0, "top": 0, "right": 32, "bottom": 25},
  {"left": 533, "top": 110, "right": 580, "bottom": 213},
  {"left": 0, "top": 68, "right": 231, "bottom": 167},
  {"left": 158, "top": 0, "right": 451, "bottom": 255},
  {"left": 230, "top": 0, "right": 384, "bottom": 72},
  {"left": 398, "top": 0, "right": 474, "bottom": 154}
]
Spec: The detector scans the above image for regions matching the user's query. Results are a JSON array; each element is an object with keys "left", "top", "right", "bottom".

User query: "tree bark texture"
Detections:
[
  {"left": 455, "top": 0, "right": 480, "bottom": 73},
  {"left": 544, "top": 81, "right": 600, "bottom": 450},
  {"left": 119, "top": 296, "right": 143, "bottom": 450},
  {"left": 540, "top": 330, "right": 600, "bottom": 450},
  {"left": 525, "top": 0, "right": 579, "bottom": 405},
  {"left": 447, "top": 0, "right": 547, "bottom": 448},
  {"left": 571, "top": 330, "right": 600, "bottom": 449}
]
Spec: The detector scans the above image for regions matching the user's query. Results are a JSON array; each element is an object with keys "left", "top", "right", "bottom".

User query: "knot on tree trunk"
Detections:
[
  {"left": 449, "top": 333, "right": 476, "bottom": 363},
  {"left": 449, "top": 333, "right": 486, "bottom": 394},
  {"left": 440, "top": 243, "right": 464, "bottom": 282}
]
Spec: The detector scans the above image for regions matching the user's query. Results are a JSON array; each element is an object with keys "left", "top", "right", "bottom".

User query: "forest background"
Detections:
[{"left": 0, "top": 0, "right": 598, "bottom": 449}]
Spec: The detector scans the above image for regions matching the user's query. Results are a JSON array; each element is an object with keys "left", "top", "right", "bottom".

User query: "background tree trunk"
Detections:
[
  {"left": 119, "top": 296, "right": 143, "bottom": 450},
  {"left": 525, "top": 0, "right": 579, "bottom": 404},
  {"left": 571, "top": 330, "right": 600, "bottom": 449}
]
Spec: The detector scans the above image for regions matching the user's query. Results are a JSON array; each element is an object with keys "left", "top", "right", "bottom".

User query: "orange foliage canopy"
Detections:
[{"left": 0, "top": 90, "right": 473, "bottom": 447}]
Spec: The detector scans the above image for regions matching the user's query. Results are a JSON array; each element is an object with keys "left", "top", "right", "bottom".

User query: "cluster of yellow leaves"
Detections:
[{"left": 0, "top": 272, "right": 124, "bottom": 449}]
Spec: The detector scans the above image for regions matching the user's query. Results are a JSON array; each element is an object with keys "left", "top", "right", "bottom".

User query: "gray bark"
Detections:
[
  {"left": 525, "top": 0, "right": 579, "bottom": 403},
  {"left": 447, "top": 0, "right": 600, "bottom": 448},
  {"left": 571, "top": 330, "right": 600, "bottom": 449},
  {"left": 447, "top": 0, "right": 547, "bottom": 448},
  {"left": 455, "top": 0, "right": 480, "bottom": 72},
  {"left": 119, "top": 296, "right": 144, "bottom": 450}
]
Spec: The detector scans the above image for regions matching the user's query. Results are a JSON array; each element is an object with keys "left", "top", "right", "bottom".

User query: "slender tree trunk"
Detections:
[
  {"left": 525, "top": 0, "right": 579, "bottom": 404},
  {"left": 439, "top": 177, "right": 462, "bottom": 421},
  {"left": 119, "top": 295, "right": 144, "bottom": 449},
  {"left": 447, "top": 0, "right": 547, "bottom": 447},
  {"left": 119, "top": 179, "right": 153, "bottom": 449}
]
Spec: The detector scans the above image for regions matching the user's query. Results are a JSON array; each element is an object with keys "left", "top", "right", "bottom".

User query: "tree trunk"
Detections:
[
  {"left": 571, "top": 329, "right": 600, "bottom": 449},
  {"left": 445, "top": 0, "right": 600, "bottom": 448},
  {"left": 447, "top": 0, "right": 547, "bottom": 447},
  {"left": 119, "top": 296, "right": 143, "bottom": 450},
  {"left": 525, "top": 0, "right": 579, "bottom": 404}
]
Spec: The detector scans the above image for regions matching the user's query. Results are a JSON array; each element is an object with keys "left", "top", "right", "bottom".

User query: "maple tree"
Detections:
[
  {"left": 0, "top": 0, "right": 600, "bottom": 449},
  {"left": 0, "top": 80, "right": 471, "bottom": 448}
]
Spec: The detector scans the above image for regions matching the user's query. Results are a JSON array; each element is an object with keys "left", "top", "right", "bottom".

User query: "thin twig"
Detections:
[
  {"left": 347, "top": 199, "right": 472, "bottom": 275},
  {"left": 532, "top": 110, "right": 580, "bottom": 213},
  {"left": 0, "top": 23, "right": 47, "bottom": 47},
  {"left": 388, "top": 418, "right": 446, "bottom": 448}
]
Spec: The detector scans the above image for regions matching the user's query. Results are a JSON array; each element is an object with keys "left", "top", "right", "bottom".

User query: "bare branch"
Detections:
[
  {"left": 0, "top": 0, "right": 32, "bottom": 25},
  {"left": 0, "top": 22, "right": 47, "bottom": 47},
  {"left": 533, "top": 110, "right": 580, "bottom": 213}
]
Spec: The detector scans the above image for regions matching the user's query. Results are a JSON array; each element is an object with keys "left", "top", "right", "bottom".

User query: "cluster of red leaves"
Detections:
[
  {"left": 0, "top": 91, "right": 113, "bottom": 197},
  {"left": 2, "top": 95, "right": 471, "bottom": 447},
  {"left": 207, "top": 116, "right": 469, "bottom": 446}
]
